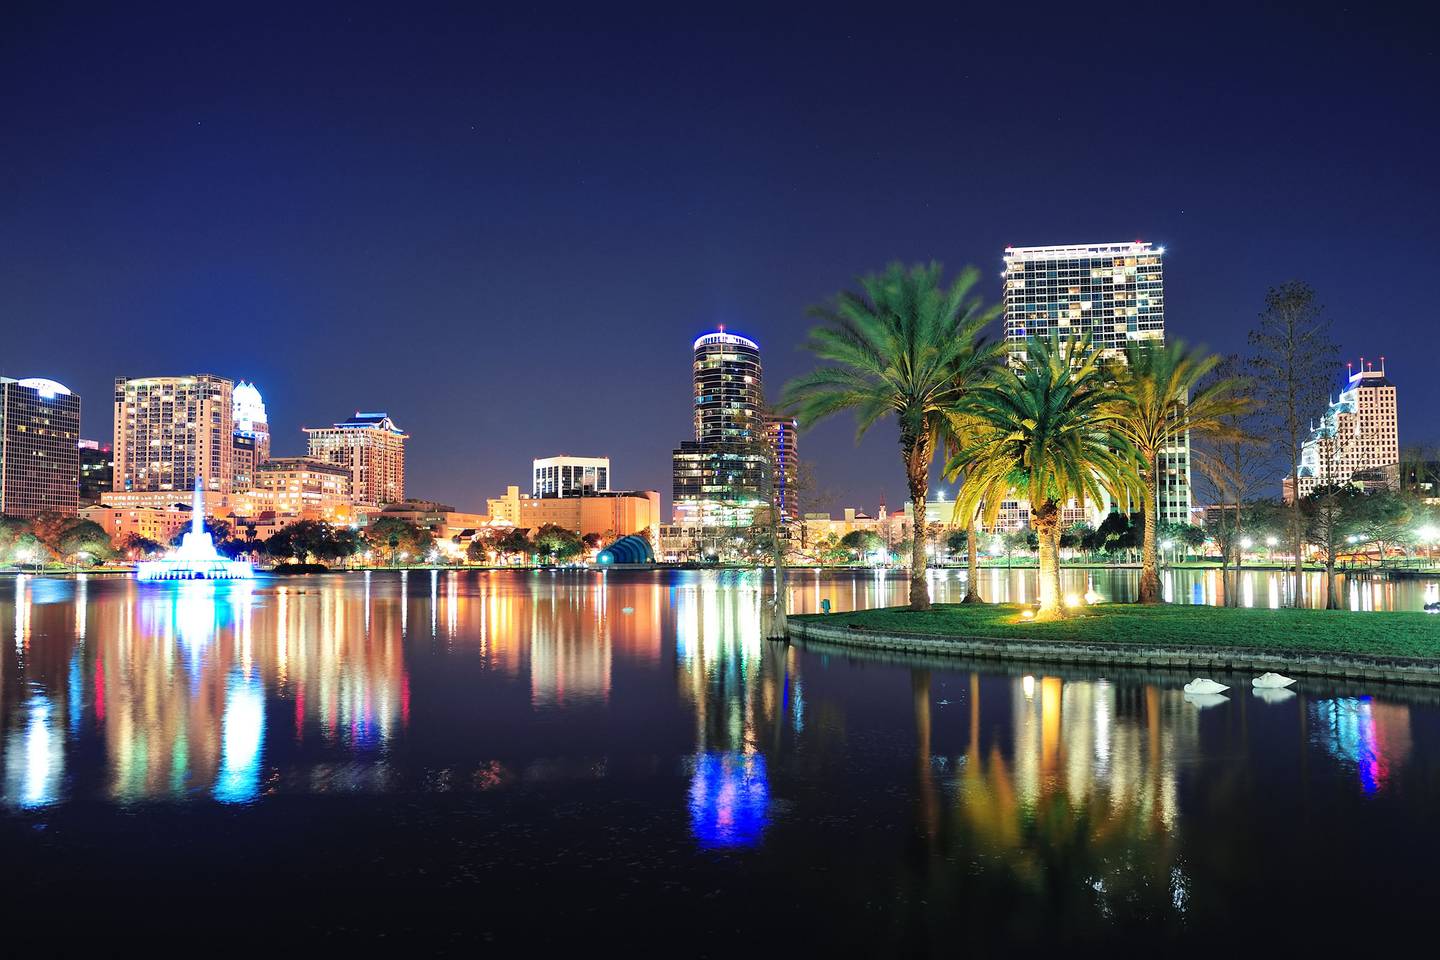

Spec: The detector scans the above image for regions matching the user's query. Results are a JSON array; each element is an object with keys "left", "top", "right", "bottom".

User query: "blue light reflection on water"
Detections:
[
  {"left": 686, "top": 752, "right": 770, "bottom": 849},
  {"left": 215, "top": 670, "right": 266, "bottom": 803}
]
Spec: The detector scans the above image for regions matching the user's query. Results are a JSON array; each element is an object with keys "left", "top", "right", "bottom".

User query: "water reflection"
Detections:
[{"left": 0, "top": 568, "right": 1433, "bottom": 888}]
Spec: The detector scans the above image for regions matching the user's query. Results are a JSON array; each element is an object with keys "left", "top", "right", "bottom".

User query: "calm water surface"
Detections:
[{"left": 2, "top": 569, "right": 1438, "bottom": 949}]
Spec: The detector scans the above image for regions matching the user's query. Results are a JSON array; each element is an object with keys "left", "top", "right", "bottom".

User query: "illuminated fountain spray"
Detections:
[{"left": 135, "top": 478, "right": 254, "bottom": 581}]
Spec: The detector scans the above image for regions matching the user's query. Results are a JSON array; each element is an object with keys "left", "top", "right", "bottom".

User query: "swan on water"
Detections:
[
  {"left": 1183, "top": 678, "right": 1229, "bottom": 695},
  {"left": 1251, "top": 672, "right": 1296, "bottom": 689}
]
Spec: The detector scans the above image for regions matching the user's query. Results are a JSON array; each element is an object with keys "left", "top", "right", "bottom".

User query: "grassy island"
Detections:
[{"left": 796, "top": 603, "right": 1440, "bottom": 661}]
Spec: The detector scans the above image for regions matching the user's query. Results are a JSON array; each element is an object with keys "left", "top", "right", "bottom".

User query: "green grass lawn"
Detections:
[{"left": 798, "top": 602, "right": 1440, "bottom": 660}]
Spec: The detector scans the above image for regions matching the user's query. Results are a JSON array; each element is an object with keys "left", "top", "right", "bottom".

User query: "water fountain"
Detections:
[{"left": 135, "top": 478, "right": 254, "bottom": 581}]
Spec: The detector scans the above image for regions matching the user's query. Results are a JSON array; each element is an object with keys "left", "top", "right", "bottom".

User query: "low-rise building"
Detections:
[
  {"left": 487, "top": 485, "right": 659, "bottom": 540},
  {"left": 81, "top": 503, "right": 192, "bottom": 545}
]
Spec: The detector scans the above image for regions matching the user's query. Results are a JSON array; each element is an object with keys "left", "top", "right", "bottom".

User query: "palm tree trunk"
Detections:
[
  {"left": 1033, "top": 501, "right": 1063, "bottom": 619},
  {"left": 962, "top": 509, "right": 981, "bottom": 604},
  {"left": 1138, "top": 457, "right": 1161, "bottom": 604},
  {"left": 903, "top": 431, "right": 933, "bottom": 612}
]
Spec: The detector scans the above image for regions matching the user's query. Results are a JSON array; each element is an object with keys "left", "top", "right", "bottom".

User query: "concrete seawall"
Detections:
[{"left": 786, "top": 617, "right": 1440, "bottom": 686}]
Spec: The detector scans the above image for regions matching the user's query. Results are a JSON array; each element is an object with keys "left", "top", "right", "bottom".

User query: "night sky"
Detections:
[{"left": 3, "top": 3, "right": 1435, "bottom": 513}]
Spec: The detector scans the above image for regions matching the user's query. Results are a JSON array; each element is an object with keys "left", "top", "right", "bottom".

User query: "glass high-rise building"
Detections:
[
  {"left": 1001, "top": 241, "right": 1191, "bottom": 525},
  {"left": 0, "top": 377, "right": 81, "bottom": 518},
  {"left": 671, "top": 331, "right": 774, "bottom": 528},
  {"left": 692, "top": 331, "right": 764, "bottom": 444},
  {"left": 113, "top": 374, "right": 234, "bottom": 495}
]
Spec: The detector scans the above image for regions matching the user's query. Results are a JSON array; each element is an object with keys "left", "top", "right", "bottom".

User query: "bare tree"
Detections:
[
  {"left": 1248, "top": 282, "right": 1339, "bottom": 606},
  {"left": 1191, "top": 355, "right": 1272, "bottom": 606}
]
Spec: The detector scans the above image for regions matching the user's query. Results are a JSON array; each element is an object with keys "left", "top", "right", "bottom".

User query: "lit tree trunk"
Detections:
[
  {"left": 903, "top": 430, "right": 933, "bottom": 612},
  {"left": 1032, "top": 500, "right": 1063, "bottom": 619},
  {"left": 1324, "top": 551, "right": 1339, "bottom": 610},
  {"left": 1290, "top": 448, "right": 1305, "bottom": 607},
  {"left": 1138, "top": 453, "right": 1161, "bottom": 604},
  {"left": 962, "top": 508, "right": 981, "bottom": 604}
]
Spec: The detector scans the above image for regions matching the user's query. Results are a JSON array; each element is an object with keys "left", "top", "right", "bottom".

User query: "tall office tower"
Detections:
[
  {"left": 1001, "top": 241, "right": 1191, "bottom": 525},
  {"left": 231, "top": 381, "right": 270, "bottom": 490},
  {"left": 1286, "top": 361, "right": 1399, "bottom": 502},
  {"left": 77, "top": 439, "right": 113, "bottom": 506},
  {"left": 304, "top": 412, "right": 407, "bottom": 507},
  {"left": 0, "top": 377, "right": 81, "bottom": 518},
  {"left": 113, "top": 374, "right": 234, "bottom": 494},
  {"left": 671, "top": 331, "right": 771, "bottom": 527},
  {"left": 692, "top": 330, "right": 764, "bottom": 443},
  {"left": 765, "top": 415, "right": 799, "bottom": 521},
  {"left": 533, "top": 455, "right": 610, "bottom": 497}
]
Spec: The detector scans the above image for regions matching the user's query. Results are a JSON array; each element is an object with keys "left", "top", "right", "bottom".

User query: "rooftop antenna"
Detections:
[{"left": 1381, "top": 355, "right": 1386, "bottom": 374}]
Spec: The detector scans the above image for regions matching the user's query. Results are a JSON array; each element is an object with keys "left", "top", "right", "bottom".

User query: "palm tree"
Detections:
[
  {"left": 1109, "top": 340, "right": 1250, "bottom": 604},
  {"left": 947, "top": 335, "right": 1138, "bottom": 620},
  {"left": 782, "top": 262, "right": 999, "bottom": 611}
]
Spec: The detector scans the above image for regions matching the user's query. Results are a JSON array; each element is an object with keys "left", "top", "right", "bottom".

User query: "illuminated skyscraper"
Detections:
[
  {"left": 1001, "top": 241, "right": 1191, "bottom": 525},
  {"left": 765, "top": 415, "right": 799, "bottom": 521},
  {"left": 304, "top": 412, "right": 407, "bottom": 507},
  {"left": 1286, "top": 361, "right": 1399, "bottom": 501},
  {"left": 231, "top": 381, "right": 270, "bottom": 491},
  {"left": 671, "top": 331, "right": 771, "bottom": 528},
  {"left": 0, "top": 377, "right": 81, "bottom": 518},
  {"left": 113, "top": 374, "right": 234, "bottom": 495}
]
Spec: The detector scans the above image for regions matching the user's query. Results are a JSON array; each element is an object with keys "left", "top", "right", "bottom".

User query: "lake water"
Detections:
[{"left": 3, "top": 569, "right": 1438, "bottom": 949}]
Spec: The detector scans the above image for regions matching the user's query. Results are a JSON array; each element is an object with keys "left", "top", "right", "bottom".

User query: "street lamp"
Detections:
[{"left": 1160, "top": 539, "right": 1174, "bottom": 567}]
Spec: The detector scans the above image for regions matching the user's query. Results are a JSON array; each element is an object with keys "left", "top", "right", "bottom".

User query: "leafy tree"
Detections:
[
  {"left": 1249, "top": 281, "right": 1340, "bottom": 604},
  {"left": 1191, "top": 354, "right": 1271, "bottom": 604},
  {"left": 123, "top": 533, "right": 166, "bottom": 559},
  {"left": 1354, "top": 490, "right": 1415, "bottom": 566},
  {"left": 783, "top": 261, "right": 1000, "bottom": 611},
  {"left": 1110, "top": 339, "right": 1249, "bottom": 602},
  {"left": 945, "top": 528, "right": 968, "bottom": 557},
  {"left": 1301, "top": 485, "right": 1365, "bottom": 608},
  {"left": 465, "top": 537, "right": 490, "bottom": 564},
  {"left": 581, "top": 532, "right": 603, "bottom": 550},
  {"left": 57, "top": 519, "right": 116, "bottom": 563},
  {"left": 949, "top": 335, "right": 1139, "bottom": 619},
  {"left": 495, "top": 527, "right": 532, "bottom": 562},
  {"left": 265, "top": 520, "right": 360, "bottom": 564},
  {"left": 533, "top": 524, "right": 583, "bottom": 562},
  {"left": 841, "top": 529, "right": 884, "bottom": 559},
  {"left": 1, "top": 516, "right": 51, "bottom": 566},
  {"left": 366, "top": 517, "right": 434, "bottom": 564}
]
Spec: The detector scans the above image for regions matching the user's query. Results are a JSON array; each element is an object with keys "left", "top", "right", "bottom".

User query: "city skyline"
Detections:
[{"left": 2, "top": 5, "right": 1435, "bottom": 514}]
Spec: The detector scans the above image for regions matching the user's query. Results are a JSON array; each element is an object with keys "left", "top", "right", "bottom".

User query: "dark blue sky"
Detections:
[{"left": 3, "top": 2, "right": 1435, "bottom": 513}]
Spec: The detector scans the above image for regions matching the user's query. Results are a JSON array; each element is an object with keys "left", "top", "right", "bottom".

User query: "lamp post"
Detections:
[
  {"left": 1265, "top": 535, "right": 1278, "bottom": 565},
  {"left": 1346, "top": 534, "right": 1360, "bottom": 571}
]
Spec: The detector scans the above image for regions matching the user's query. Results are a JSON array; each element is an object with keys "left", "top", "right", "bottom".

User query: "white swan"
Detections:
[
  {"left": 1183, "top": 678, "right": 1229, "bottom": 695},
  {"left": 1252, "top": 672, "right": 1296, "bottom": 689}
]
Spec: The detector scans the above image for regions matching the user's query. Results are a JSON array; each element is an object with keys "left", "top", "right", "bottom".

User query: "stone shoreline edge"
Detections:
[{"left": 785, "top": 617, "right": 1440, "bottom": 686}]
